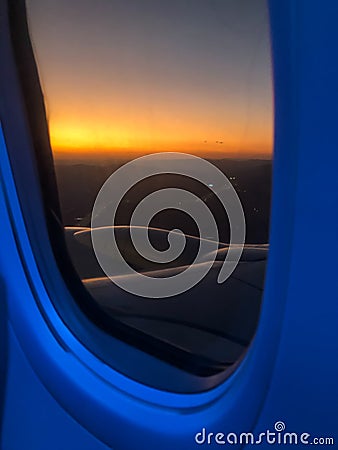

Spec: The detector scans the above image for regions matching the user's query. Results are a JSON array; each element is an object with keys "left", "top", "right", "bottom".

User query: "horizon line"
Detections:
[{"left": 52, "top": 148, "right": 273, "bottom": 161}]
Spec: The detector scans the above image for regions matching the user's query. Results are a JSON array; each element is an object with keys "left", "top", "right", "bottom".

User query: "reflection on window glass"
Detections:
[{"left": 26, "top": 0, "right": 273, "bottom": 373}]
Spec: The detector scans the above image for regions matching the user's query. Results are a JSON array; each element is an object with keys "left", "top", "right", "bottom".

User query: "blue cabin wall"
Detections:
[{"left": 253, "top": 0, "right": 338, "bottom": 437}]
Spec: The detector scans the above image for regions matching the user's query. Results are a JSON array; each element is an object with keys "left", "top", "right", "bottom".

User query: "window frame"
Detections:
[{"left": 0, "top": 0, "right": 257, "bottom": 391}]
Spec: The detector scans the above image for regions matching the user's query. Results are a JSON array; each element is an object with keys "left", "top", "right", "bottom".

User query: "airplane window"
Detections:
[{"left": 25, "top": 0, "right": 273, "bottom": 375}]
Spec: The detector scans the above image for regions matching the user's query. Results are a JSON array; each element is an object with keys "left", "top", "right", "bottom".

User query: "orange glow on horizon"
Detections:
[{"left": 49, "top": 112, "right": 273, "bottom": 157}]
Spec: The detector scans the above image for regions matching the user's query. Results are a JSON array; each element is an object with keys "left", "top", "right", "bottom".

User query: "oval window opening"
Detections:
[{"left": 26, "top": 0, "right": 273, "bottom": 378}]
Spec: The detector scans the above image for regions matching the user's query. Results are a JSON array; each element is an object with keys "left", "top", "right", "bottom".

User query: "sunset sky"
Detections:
[{"left": 26, "top": 0, "right": 273, "bottom": 158}]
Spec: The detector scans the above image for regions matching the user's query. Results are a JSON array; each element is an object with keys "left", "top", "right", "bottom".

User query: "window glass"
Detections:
[{"left": 26, "top": 0, "right": 273, "bottom": 373}]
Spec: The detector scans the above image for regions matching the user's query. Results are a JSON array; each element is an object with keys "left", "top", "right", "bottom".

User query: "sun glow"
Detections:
[{"left": 49, "top": 111, "right": 273, "bottom": 157}]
